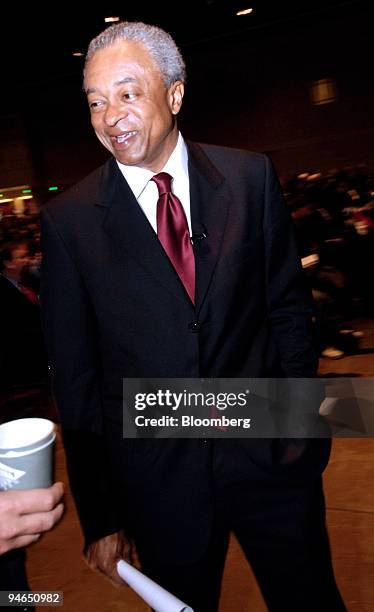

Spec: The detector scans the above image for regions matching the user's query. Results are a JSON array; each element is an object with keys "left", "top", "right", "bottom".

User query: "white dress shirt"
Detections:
[{"left": 116, "top": 132, "right": 192, "bottom": 235}]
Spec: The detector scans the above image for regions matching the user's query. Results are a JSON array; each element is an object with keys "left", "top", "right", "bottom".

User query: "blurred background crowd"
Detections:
[{"left": 286, "top": 164, "right": 374, "bottom": 358}]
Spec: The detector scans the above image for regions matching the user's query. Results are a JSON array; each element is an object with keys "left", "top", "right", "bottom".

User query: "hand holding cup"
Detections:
[{"left": 0, "top": 482, "right": 64, "bottom": 554}]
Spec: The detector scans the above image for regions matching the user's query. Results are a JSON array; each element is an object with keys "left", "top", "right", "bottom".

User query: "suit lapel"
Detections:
[
  {"left": 187, "top": 142, "right": 230, "bottom": 314},
  {"left": 98, "top": 158, "right": 193, "bottom": 307}
]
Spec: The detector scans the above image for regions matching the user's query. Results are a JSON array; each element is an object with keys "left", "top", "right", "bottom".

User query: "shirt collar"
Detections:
[
  {"left": 162, "top": 132, "right": 189, "bottom": 187},
  {"left": 116, "top": 132, "right": 188, "bottom": 198}
]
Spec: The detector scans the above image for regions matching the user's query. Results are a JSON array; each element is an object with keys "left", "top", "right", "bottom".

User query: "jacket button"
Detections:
[{"left": 188, "top": 321, "right": 199, "bottom": 332}]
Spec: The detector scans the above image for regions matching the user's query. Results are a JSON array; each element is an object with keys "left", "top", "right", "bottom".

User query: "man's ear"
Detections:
[{"left": 169, "top": 81, "right": 184, "bottom": 115}]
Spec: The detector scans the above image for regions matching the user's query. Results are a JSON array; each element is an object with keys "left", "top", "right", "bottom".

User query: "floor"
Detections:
[{"left": 7, "top": 320, "right": 374, "bottom": 611}]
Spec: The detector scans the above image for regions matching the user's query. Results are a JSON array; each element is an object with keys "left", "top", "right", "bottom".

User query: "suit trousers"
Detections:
[{"left": 139, "top": 439, "right": 346, "bottom": 612}]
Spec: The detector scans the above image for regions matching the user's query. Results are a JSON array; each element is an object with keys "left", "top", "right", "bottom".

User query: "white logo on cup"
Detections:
[{"left": 0, "top": 461, "right": 26, "bottom": 490}]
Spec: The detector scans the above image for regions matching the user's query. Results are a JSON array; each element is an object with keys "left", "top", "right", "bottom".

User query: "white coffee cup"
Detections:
[{"left": 0, "top": 418, "right": 56, "bottom": 491}]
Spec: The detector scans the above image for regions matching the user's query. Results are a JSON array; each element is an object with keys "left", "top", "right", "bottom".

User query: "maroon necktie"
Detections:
[
  {"left": 151, "top": 172, "right": 195, "bottom": 303},
  {"left": 19, "top": 284, "right": 39, "bottom": 305}
]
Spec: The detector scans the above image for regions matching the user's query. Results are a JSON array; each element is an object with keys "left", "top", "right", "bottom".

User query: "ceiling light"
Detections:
[
  {"left": 236, "top": 7, "right": 253, "bottom": 16},
  {"left": 72, "top": 51, "right": 84, "bottom": 57},
  {"left": 104, "top": 16, "right": 120, "bottom": 23}
]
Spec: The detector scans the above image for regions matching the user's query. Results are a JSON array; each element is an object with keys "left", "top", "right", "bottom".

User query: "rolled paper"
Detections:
[{"left": 117, "top": 559, "right": 193, "bottom": 612}]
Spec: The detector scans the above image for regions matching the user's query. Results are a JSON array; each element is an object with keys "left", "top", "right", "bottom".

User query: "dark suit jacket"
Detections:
[
  {"left": 0, "top": 274, "right": 46, "bottom": 390},
  {"left": 41, "top": 142, "right": 328, "bottom": 564}
]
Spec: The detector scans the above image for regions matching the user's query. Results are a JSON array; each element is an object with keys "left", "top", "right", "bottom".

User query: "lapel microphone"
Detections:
[{"left": 191, "top": 224, "right": 208, "bottom": 246}]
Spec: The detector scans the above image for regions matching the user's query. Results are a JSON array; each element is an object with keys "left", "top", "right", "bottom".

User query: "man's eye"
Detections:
[
  {"left": 88, "top": 100, "right": 103, "bottom": 110},
  {"left": 123, "top": 92, "right": 136, "bottom": 100}
]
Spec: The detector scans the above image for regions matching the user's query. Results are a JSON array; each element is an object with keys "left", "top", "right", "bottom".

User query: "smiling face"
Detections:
[{"left": 84, "top": 40, "right": 184, "bottom": 172}]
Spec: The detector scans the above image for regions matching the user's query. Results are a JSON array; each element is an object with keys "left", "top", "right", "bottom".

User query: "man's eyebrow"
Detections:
[
  {"left": 85, "top": 77, "right": 137, "bottom": 96},
  {"left": 114, "top": 77, "right": 137, "bottom": 86}
]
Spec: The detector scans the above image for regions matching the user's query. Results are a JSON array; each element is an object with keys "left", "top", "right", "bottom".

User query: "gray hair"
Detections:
[{"left": 84, "top": 21, "right": 186, "bottom": 87}]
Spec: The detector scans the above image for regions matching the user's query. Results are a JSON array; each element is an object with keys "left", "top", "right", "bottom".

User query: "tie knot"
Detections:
[{"left": 151, "top": 172, "right": 173, "bottom": 196}]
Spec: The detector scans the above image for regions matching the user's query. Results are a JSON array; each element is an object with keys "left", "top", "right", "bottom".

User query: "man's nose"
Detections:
[{"left": 103, "top": 101, "right": 128, "bottom": 127}]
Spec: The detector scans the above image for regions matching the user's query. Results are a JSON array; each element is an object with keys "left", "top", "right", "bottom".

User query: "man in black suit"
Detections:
[
  {"left": 41, "top": 21, "right": 345, "bottom": 611},
  {"left": 0, "top": 240, "right": 46, "bottom": 390}
]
